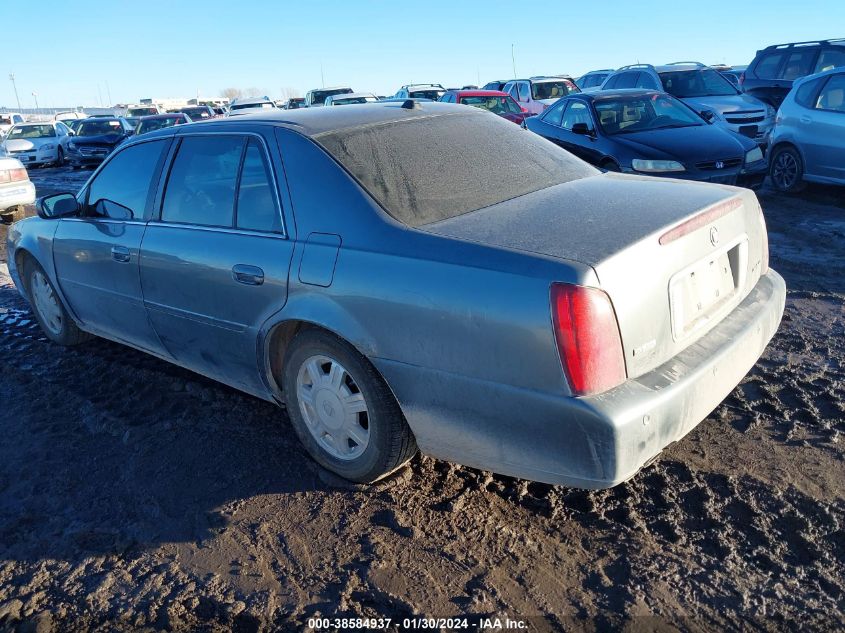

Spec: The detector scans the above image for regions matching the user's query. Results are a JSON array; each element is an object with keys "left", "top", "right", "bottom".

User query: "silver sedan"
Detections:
[{"left": 6, "top": 102, "right": 785, "bottom": 488}]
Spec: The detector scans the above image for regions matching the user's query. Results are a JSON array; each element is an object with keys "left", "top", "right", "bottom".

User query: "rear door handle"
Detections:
[
  {"left": 232, "top": 264, "right": 264, "bottom": 286},
  {"left": 110, "top": 245, "right": 131, "bottom": 263}
]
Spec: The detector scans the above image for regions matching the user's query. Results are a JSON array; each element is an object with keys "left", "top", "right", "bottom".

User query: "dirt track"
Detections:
[{"left": 0, "top": 168, "right": 843, "bottom": 632}]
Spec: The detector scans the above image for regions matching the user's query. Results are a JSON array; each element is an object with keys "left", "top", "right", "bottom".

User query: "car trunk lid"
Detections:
[{"left": 423, "top": 172, "right": 768, "bottom": 379}]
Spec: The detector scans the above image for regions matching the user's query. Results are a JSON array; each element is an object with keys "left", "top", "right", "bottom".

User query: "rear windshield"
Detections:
[
  {"left": 312, "top": 88, "right": 352, "bottom": 105},
  {"left": 315, "top": 110, "right": 595, "bottom": 227},
  {"left": 409, "top": 89, "right": 445, "bottom": 100},
  {"left": 658, "top": 69, "right": 737, "bottom": 97},
  {"left": 137, "top": 117, "right": 182, "bottom": 134}
]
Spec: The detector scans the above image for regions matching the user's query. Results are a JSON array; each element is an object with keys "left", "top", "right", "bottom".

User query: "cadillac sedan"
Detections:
[{"left": 6, "top": 102, "right": 785, "bottom": 488}]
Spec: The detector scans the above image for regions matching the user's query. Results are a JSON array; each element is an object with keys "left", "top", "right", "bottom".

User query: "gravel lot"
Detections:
[{"left": 1, "top": 167, "right": 843, "bottom": 631}]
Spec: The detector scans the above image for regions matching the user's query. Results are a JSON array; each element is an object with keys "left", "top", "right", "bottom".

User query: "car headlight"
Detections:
[
  {"left": 40, "top": 144, "right": 55, "bottom": 151},
  {"left": 631, "top": 159, "right": 686, "bottom": 173},
  {"left": 67, "top": 143, "right": 78, "bottom": 152},
  {"left": 745, "top": 147, "right": 764, "bottom": 164},
  {"left": 765, "top": 104, "right": 775, "bottom": 118}
]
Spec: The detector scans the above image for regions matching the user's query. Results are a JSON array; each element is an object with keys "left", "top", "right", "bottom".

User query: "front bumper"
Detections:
[
  {"left": 67, "top": 154, "right": 106, "bottom": 166},
  {"left": 378, "top": 270, "right": 785, "bottom": 489}
]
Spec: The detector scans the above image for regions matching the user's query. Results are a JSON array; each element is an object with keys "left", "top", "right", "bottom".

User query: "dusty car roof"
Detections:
[
  {"left": 206, "top": 101, "right": 474, "bottom": 137},
  {"left": 581, "top": 89, "right": 663, "bottom": 101}
]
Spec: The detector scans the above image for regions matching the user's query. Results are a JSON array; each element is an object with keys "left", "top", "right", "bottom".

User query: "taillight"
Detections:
[
  {"left": 9, "top": 168, "right": 28, "bottom": 182},
  {"left": 551, "top": 283, "right": 627, "bottom": 396}
]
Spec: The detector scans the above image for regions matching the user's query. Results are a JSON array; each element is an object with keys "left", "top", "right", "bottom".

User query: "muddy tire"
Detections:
[
  {"left": 23, "top": 257, "right": 90, "bottom": 346},
  {"left": 769, "top": 145, "right": 806, "bottom": 193},
  {"left": 282, "top": 328, "right": 417, "bottom": 483}
]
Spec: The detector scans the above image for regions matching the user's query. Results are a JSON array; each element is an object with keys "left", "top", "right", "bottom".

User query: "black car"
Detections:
[
  {"left": 742, "top": 38, "right": 845, "bottom": 107},
  {"left": 65, "top": 118, "right": 135, "bottom": 168},
  {"left": 526, "top": 90, "right": 767, "bottom": 189}
]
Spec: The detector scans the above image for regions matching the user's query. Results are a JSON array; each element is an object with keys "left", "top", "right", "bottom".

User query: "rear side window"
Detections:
[
  {"left": 315, "top": 110, "right": 596, "bottom": 227},
  {"left": 161, "top": 135, "right": 243, "bottom": 227},
  {"left": 815, "top": 48, "right": 845, "bottom": 73},
  {"left": 815, "top": 74, "right": 845, "bottom": 112},
  {"left": 236, "top": 140, "right": 281, "bottom": 232},
  {"left": 780, "top": 50, "right": 817, "bottom": 80},
  {"left": 87, "top": 140, "right": 167, "bottom": 220},
  {"left": 794, "top": 77, "right": 826, "bottom": 107},
  {"left": 615, "top": 72, "right": 639, "bottom": 89},
  {"left": 603, "top": 75, "right": 619, "bottom": 89},
  {"left": 754, "top": 52, "right": 785, "bottom": 79}
]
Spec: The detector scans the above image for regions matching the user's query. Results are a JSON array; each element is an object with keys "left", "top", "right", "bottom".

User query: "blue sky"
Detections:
[{"left": 4, "top": 0, "right": 843, "bottom": 108}]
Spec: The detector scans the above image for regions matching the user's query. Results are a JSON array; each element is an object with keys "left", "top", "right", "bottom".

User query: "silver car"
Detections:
[
  {"left": 1, "top": 121, "right": 75, "bottom": 167},
  {"left": 6, "top": 103, "right": 785, "bottom": 488},
  {"left": 769, "top": 67, "right": 845, "bottom": 192},
  {"left": 600, "top": 63, "right": 776, "bottom": 147}
]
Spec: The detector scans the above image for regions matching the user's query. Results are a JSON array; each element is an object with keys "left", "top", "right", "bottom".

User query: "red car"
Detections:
[{"left": 439, "top": 89, "right": 529, "bottom": 125}]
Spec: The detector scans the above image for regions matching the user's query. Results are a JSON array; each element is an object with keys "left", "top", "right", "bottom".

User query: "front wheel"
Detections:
[
  {"left": 55, "top": 147, "right": 64, "bottom": 167},
  {"left": 769, "top": 145, "right": 806, "bottom": 193},
  {"left": 24, "top": 258, "right": 90, "bottom": 346},
  {"left": 282, "top": 328, "right": 417, "bottom": 483}
]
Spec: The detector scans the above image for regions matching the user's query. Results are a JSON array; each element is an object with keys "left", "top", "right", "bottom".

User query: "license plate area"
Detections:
[
  {"left": 669, "top": 238, "right": 748, "bottom": 341},
  {"left": 739, "top": 124, "right": 758, "bottom": 138}
]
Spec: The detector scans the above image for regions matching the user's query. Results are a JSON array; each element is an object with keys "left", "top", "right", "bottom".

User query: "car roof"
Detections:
[
  {"left": 310, "top": 86, "right": 352, "bottom": 92},
  {"left": 448, "top": 90, "right": 509, "bottom": 97},
  {"left": 576, "top": 88, "right": 664, "bottom": 101},
  {"left": 231, "top": 97, "right": 274, "bottom": 105},
  {"left": 136, "top": 101, "right": 479, "bottom": 140},
  {"left": 329, "top": 92, "right": 377, "bottom": 100}
]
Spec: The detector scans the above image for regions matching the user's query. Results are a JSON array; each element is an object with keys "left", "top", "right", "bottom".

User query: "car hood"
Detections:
[
  {"left": 3, "top": 138, "right": 52, "bottom": 151},
  {"left": 422, "top": 172, "right": 736, "bottom": 267},
  {"left": 681, "top": 93, "right": 766, "bottom": 114},
  {"left": 612, "top": 124, "right": 750, "bottom": 161},
  {"left": 71, "top": 134, "right": 125, "bottom": 145}
]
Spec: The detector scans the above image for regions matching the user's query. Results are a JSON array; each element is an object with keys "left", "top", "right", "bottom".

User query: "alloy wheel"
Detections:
[
  {"left": 31, "top": 271, "right": 63, "bottom": 336},
  {"left": 772, "top": 151, "right": 798, "bottom": 190}
]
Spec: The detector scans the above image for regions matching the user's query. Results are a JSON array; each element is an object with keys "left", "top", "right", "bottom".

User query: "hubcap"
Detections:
[
  {"left": 773, "top": 152, "right": 798, "bottom": 189},
  {"left": 31, "top": 271, "right": 63, "bottom": 335},
  {"left": 296, "top": 355, "right": 370, "bottom": 460}
]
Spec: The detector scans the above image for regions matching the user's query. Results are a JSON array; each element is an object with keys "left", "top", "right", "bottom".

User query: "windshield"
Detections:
[
  {"left": 595, "top": 93, "right": 703, "bottom": 135},
  {"left": 409, "top": 89, "right": 445, "bottom": 100},
  {"left": 137, "top": 117, "right": 182, "bottom": 134},
  {"left": 532, "top": 80, "right": 577, "bottom": 100},
  {"left": 459, "top": 95, "right": 521, "bottom": 115},
  {"left": 658, "top": 69, "right": 738, "bottom": 97},
  {"left": 79, "top": 120, "right": 124, "bottom": 136},
  {"left": 231, "top": 102, "right": 274, "bottom": 110},
  {"left": 128, "top": 107, "right": 159, "bottom": 117},
  {"left": 8, "top": 125, "right": 56, "bottom": 139},
  {"left": 312, "top": 88, "right": 352, "bottom": 105},
  {"left": 182, "top": 108, "right": 211, "bottom": 119},
  {"left": 332, "top": 96, "right": 378, "bottom": 105},
  {"left": 315, "top": 110, "right": 595, "bottom": 227},
  {"left": 0, "top": 117, "right": 12, "bottom": 125}
]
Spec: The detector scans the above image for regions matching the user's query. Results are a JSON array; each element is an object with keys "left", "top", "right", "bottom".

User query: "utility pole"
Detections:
[
  {"left": 511, "top": 44, "right": 517, "bottom": 79},
  {"left": 97, "top": 84, "right": 103, "bottom": 107},
  {"left": 320, "top": 63, "right": 325, "bottom": 88},
  {"left": 31, "top": 91, "right": 39, "bottom": 114},
  {"left": 105, "top": 81, "right": 112, "bottom": 105},
  {"left": 8, "top": 73, "right": 21, "bottom": 111}
]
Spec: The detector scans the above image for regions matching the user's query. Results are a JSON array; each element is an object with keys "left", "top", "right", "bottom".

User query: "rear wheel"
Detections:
[
  {"left": 769, "top": 145, "right": 806, "bottom": 193},
  {"left": 282, "top": 328, "right": 417, "bottom": 483},
  {"left": 24, "top": 257, "right": 90, "bottom": 346}
]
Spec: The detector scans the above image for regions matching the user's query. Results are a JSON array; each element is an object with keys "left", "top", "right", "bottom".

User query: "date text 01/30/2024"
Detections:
[{"left": 307, "top": 616, "right": 529, "bottom": 630}]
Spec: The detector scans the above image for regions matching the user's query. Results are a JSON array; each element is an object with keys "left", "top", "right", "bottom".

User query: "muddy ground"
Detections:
[{"left": 0, "top": 167, "right": 843, "bottom": 632}]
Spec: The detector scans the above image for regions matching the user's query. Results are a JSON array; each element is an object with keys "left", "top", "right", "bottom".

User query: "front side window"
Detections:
[
  {"left": 594, "top": 94, "right": 702, "bottom": 135},
  {"left": 86, "top": 140, "right": 168, "bottom": 220},
  {"left": 236, "top": 140, "right": 281, "bottom": 232},
  {"left": 815, "top": 74, "right": 845, "bottom": 112},
  {"left": 161, "top": 136, "right": 243, "bottom": 227},
  {"left": 542, "top": 99, "right": 568, "bottom": 126},
  {"left": 755, "top": 52, "right": 785, "bottom": 79},
  {"left": 815, "top": 48, "right": 845, "bottom": 73},
  {"left": 560, "top": 101, "right": 592, "bottom": 130}
]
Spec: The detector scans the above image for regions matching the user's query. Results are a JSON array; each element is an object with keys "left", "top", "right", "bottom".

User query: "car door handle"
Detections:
[
  {"left": 232, "top": 264, "right": 264, "bottom": 286},
  {"left": 110, "top": 245, "right": 131, "bottom": 263},
  {"left": 799, "top": 115, "right": 812, "bottom": 124}
]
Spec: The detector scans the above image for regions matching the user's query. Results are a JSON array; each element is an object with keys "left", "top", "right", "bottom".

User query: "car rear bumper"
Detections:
[
  {"left": 0, "top": 181, "right": 35, "bottom": 211},
  {"left": 377, "top": 270, "right": 785, "bottom": 489}
]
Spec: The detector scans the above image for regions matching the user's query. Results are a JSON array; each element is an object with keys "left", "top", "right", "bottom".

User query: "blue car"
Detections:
[{"left": 526, "top": 89, "right": 767, "bottom": 188}]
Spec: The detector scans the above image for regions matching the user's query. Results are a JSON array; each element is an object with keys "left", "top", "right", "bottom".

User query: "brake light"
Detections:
[
  {"left": 9, "top": 168, "right": 28, "bottom": 182},
  {"left": 551, "top": 283, "right": 627, "bottom": 396}
]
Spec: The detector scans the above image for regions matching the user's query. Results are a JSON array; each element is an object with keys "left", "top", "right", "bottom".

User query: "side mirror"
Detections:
[
  {"left": 572, "top": 122, "right": 594, "bottom": 136},
  {"left": 36, "top": 193, "right": 79, "bottom": 219}
]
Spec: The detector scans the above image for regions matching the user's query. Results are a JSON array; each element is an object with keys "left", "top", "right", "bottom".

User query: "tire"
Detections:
[
  {"left": 600, "top": 160, "right": 621, "bottom": 172},
  {"left": 23, "top": 257, "right": 90, "bottom": 346},
  {"left": 282, "top": 327, "right": 417, "bottom": 483},
  {"left": 55, "top": 147, "right": 64, "bottom": 167},
  {"left": 769, "top": 145, "right": 806, "bottom": 193}
]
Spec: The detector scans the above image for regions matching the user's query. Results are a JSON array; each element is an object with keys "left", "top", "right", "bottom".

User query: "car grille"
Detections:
[
  {"left": 78, "top": 146, "right": 110, "bottom": 157},
  {"left": 696, "top": 158, "right": 742, "bottom": 170},
  {"left": 724, "top": 111, "right": 765, "bottom": 124}
]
